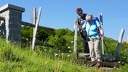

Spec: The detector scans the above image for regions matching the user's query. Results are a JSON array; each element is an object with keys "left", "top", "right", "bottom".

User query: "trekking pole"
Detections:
[{"left": 99, "top": 13, "right": 104, "bottom": 54}]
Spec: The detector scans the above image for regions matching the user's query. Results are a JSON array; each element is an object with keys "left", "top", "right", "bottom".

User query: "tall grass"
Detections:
[
  {"left": 0, "top": 37, "right": 128, "bottom": 72},
  {"left": 0, "top": 38, "right": 100, "bottom": 72}
]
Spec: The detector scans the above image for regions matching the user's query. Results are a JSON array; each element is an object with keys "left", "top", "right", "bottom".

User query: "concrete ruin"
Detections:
[{"left": 0, "top": 4, "right": 25, "bottom": 43}]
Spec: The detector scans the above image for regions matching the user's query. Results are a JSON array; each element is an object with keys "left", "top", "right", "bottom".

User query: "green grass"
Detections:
[
  {"left": 0, "top": 38, "right": 98, "bottom": 72},
  {"left": 0, "top": 38, "right": 128, "bottom": 72}
]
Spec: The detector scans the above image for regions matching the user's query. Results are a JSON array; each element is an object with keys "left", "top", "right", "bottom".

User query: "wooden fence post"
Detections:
[
  {"left": 31, "top": 8, "right": 36, "bottom": 50},
  {"left": 74, "top": 21, "right": 78, "bottom": 57},
  {"left": 99, "top": 13, "right": 104, "bottom": 54},
  {"left": 32, "top": 7, "right": 42, "bottom": 50},
  {"left": 116, "top": 29, "right": 125, "bottom": 56}
]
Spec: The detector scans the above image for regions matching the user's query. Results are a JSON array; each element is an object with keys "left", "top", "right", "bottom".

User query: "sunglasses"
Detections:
[{"left": 78, "top": 13, "right": 83, "bottom": 16}]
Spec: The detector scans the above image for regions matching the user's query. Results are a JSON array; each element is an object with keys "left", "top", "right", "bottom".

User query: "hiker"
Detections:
[
  {"left": 74, "top": 8, "right": 89, "bottom": 53},
  {"left": 82, "top": 14, "right": 104, "bottom": 67}
]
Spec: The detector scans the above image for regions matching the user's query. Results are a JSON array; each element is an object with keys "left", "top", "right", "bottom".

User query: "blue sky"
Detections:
[{"left": 0, "top": 0, "right": 128, "bottom": 42}]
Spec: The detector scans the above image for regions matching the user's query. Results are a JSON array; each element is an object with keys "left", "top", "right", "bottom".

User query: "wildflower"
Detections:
[
  {"left": 69, "top": 50, "right": 72, "bottom": 53},
  {"left": 26, "top": 38, "right": 28, "bottom": 41},
  {"left": 60, "top": 61, "right": 62, "bottom": 63},
  {"left": 71, "top": 41, "right": 73, "bottom": 43},
  {"left": 118, "top": 61, "right": 121, "bottom": 63},
  {"left": 68, "top": 46, "right": 70, "bottom": 49},
  {"left": 61, "top": 53, "right": 64, "bottom": 55},
  {"left": 54, "top": 53, "right": 58, "bottom": 57},
  {"left": 67, "top": 55, "right": 70, "bottom": 57}
]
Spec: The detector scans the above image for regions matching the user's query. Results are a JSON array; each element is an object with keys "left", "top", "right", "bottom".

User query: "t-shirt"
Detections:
[{"left": 76, "top": 13, "right": 87, "bottom": 26}]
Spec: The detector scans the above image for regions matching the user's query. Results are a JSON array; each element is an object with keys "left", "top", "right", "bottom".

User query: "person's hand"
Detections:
[
  {"left": 74, "top": 20, "right": 78, "bottom": 29},
  {"left": 74, "top": 20, "right": 78, "bottom": 23},
  {"left": 74, "top": 19, "right": 77, "bottom": 23},
  {"left": 100, "top": 34, "right": 104, "bottom": 40},
  {"left": 74, "top": 24, "right": 77, "bottom": 29}
]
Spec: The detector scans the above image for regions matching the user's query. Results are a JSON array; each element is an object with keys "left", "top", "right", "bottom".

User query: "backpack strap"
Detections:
[{"left": 92, "top": 18, "right": 101, "bottom": 36}]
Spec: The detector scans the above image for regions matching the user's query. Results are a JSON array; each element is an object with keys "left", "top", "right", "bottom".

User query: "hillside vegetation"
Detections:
[
  {"left": 0, "top": 37, "right": 102, "bottom": 72},
  {"left": 0, "top": 26, "right": 127, "bottom": 72}
]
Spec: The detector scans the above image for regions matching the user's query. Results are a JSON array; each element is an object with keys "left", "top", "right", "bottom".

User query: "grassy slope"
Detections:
[
  {"left": 0, "top": 37, "right": 128, "bottom": 72},
  {"left": 0, "top": 38, "right": 100, "bottom": 72}
]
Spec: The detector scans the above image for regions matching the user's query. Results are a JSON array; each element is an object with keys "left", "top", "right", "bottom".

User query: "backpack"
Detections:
[
  {"left": 92, "top": 17, "right": 102, "bottom": 37},
  {"left": 92, "top": 17, "right": 100, "bottom": 23}
]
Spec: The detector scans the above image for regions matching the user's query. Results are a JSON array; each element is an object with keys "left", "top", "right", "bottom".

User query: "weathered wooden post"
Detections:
[
  {"left": 101, "top": 29, "right": 125, "bottom": 67},
  {"left": 99, "top": 13, "right": 103, "bottom": 24},
  {"left": 32, "top": 7, "right": 42, "bottom": 50},
  {"left": 0, "top": 4, "right": 25, "bottom": 43},
  {"left": 31, "top": 8, "right": 36, "bottom": 50},
  {"left": 101, "top": 29, "right": 125, "bottom": 61},
  {"left": 99, "top": 13, "right": 104, "bottom": 54},
  {"left": 116, "top": 28, "right": 125, "bottom": 56},
  {"left": 74, "top": 21, "right": 78, "bottom": 57}
]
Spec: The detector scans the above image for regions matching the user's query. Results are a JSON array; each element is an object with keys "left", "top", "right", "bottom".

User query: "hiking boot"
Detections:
[
  {"left": 90, "top": 61, "right": 96, "bottom": 67},
  {"left": 96, "top": 61, "right": 101, "bottom": 68}
]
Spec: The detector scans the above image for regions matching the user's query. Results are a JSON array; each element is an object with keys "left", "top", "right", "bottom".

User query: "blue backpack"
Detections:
[
  {"left": 92, "top": 17, "right": 101, "bottom": 36},
  {"left": 92, "top": 17, "right": 100, "bottom": 23}
]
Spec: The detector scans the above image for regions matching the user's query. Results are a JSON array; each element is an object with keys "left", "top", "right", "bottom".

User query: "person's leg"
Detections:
[
  {"left": 82, "top": 38, "right": 89, "bottom": 53},
  {"left": 94, "top": 39, "right": 101, "bottom": 61},
  {"left": 88, "top": 39, "right": 95, "bottom": 67},
  {"left": 94, "top": 39, "right": 101, "bottom": 67},
  {"left": 80, "top": 31, "right": 89, "bottom": 53}
]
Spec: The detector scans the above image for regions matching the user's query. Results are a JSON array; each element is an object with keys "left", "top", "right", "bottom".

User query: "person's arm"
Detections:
[
  {"left": 82, "top": 23, "right": 86, "bottom": 30},
  {"left": 74, "top": 18, "right": 83, "bottom": 31},
  {"left": 98, "top": 26, "right": 104, "bottom": 40},
  {"left": 95, "top": 20, "right": 104, "bottom": 36},
  {"left": 74, "top": 20, "right": 78, "bottom": 29},
  {"left": 73, "top": 17, "right": 78, "bottom": 29}
]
